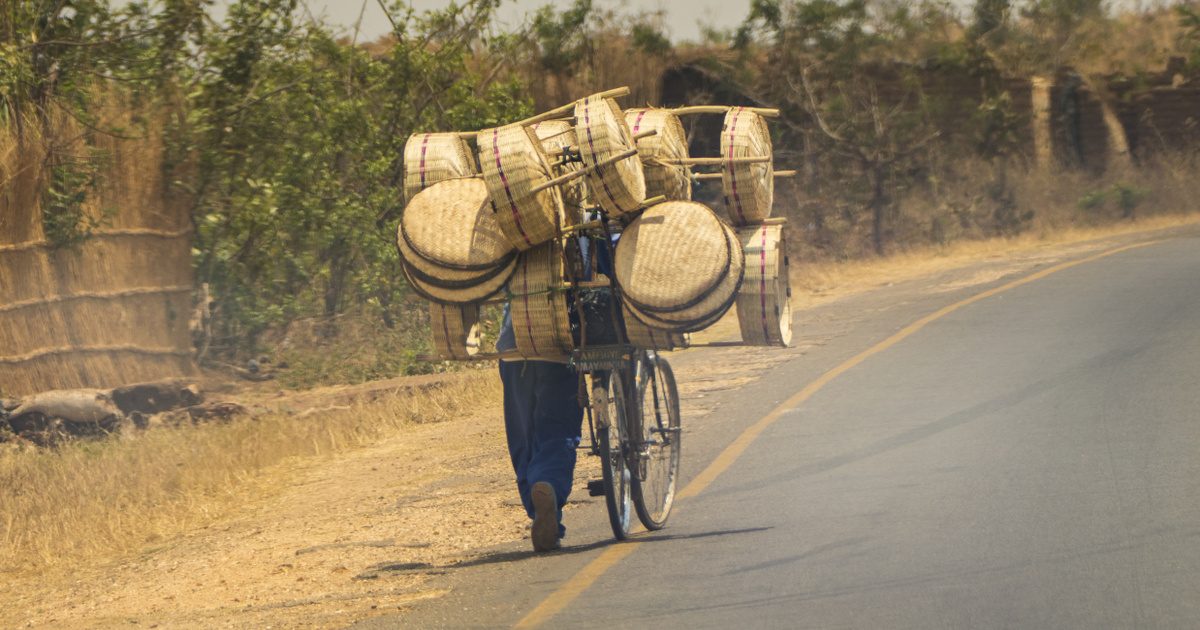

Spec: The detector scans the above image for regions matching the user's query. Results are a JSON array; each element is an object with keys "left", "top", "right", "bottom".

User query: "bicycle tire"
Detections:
[
  {"left": 594, "top": 373, "right": 633, "bottom": 540},
  {"left": 631, "top": 354, "right": 681, "bottom": 530}
]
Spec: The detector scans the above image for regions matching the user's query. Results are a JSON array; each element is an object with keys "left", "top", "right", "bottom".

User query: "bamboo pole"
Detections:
[
  {"left": 692, "top": 169, "right": 795, "bottom": 181},
  {"left": 530, "top": 138, "right": 652, "bottom": 195},
  {"left": 669, "top": 105, "right": 781, "bottom": 118},
  {"left": 457, "top": 87, "right": 632, "bottom": 139},
  {"left": 665, "top": 156, "right": 772, "bottom": 166}
]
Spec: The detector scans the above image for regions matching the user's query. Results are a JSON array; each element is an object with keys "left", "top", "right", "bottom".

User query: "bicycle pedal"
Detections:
[{"left": 587, "top": 479, "right": 606, "bottom": 497}]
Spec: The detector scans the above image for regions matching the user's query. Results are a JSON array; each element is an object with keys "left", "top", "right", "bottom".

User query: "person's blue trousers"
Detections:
[{"left": 499, "top": 360, "right": 584, "bottom": 537}]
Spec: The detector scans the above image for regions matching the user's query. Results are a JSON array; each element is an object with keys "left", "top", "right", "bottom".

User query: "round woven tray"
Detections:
[
  {"left": 720, "top": 108, "right": 774, "bottom": 225},
  {"left": 735, "top": 224, "right": 792, "bottom": 347},
  {"left": 625, "top": 108, "right": 691, "bottom": 201},
  {"left": 575, "top": 95, "right": 646, "bottom": 216},
  {"left": 622, "top": 220, "right": 744, "bottom": 330},
  {"left": 429, "top": 302, "right": 482, "bottom": 360},
  {"left": 400, "top": 178, "right": 513, "bottom": 272},
  {"left": 479, "top": 124, "right": 564, "bottom": 251},
  {"left": 396, "top": 225, "right": 512, "bottom": 289},
  {"left": 532, "top": 120, "right": 585, "bottom": 225},
  {"left": 403, "top": 133, "right": 477, "bottom": 203},
  {"left": 401, "top": 254, "right": 516, "bottom": 305},
  {"left": 615, "top": 200, "right": 732, "bottom": 314},
  {"left": 509, "top": 241, "right": 573, "bottom": 358},
  {"left": 622, "top": 305, "right": 687, "bottom": 350}
]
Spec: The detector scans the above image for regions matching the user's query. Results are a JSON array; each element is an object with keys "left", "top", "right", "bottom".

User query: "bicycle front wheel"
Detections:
[
  {"left": 632, "top": 354, "right": 681, "bottom": 530},
  {"left": 594, "top": 374, "right": 633, "bottom": 540}
]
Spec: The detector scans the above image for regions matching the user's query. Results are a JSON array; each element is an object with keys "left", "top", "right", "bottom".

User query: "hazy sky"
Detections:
[{"left": 214, "top": 0, "right": 755, "bottom": 43}]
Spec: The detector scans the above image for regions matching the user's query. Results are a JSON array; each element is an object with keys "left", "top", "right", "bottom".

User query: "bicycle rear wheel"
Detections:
[
  {"left": 594, "top": 373, "right": 633, "bottom": 540},
  {"left": 631, "top": 354, "right": 681, "bottom": 530}
]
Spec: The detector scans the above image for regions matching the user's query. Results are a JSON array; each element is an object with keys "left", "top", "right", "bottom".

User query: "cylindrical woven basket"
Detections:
[
  {"left": 401, "top": 255, "right": 517, "bottom": 305},
  {"left": 403, "top": 133, "right": 477, "bottom": 203},
  {"left": 622, "top": 305, "right": 687, "bottom": 350},
  {"left": 720, "top": 108, "right": 774, "bottom": 225},
  {"left": 735, "top": 224, "right": 792, "bottom": 347},
  {"left": 575, "top": 96, "right": 646, "bottom": 216},
  {"left": 429, "top": 302, "right": 482, "bottom": 360},
  {"left": 478, "top": 124, "right": 564, "bottom": 251},
  {"left": 615, "top": 201, "right": 745, "bottom": 332},
  {"left": 532, "top": 120, "right": 585, "bottom": 226},
  {"left": 509, "top": 241, "right": 573, "bottom": 359},
  {"left": 625, "top": 108, "right": 691, "bottom": 201}
]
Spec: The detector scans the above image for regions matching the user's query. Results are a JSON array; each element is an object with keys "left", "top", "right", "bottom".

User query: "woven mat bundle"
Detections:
[
  {"left": 478, "top": 124, "right": 564, "bottom": 251},
  {"left": 625, "top": 108, "right": 691, "bottom": 202},
  {"left": 532, "top": 120, "right": 585, "bottom": 226},
  {"left": 575, "top": 96, "right": 646, "bottom": 216},
  {"left": 720, "top": 108, "right": 774, "bottom": 225},
  {"left": 509, "top": 240, "right": 573, "bottom": 359},
  {"left": 429, "top": 302, "right": 482, "bottom": 360},
  {"left": 402, "top": 133, "right": 477, "bottom": 203},
  {"left": 396, "top": 178, "right": 516, "bottom": 304},
  {"left": 615, "top": 201, "right": 745, "bottom": 333},
  {"left": 734, "top": 224, "right": 792, "bottom": 347}
]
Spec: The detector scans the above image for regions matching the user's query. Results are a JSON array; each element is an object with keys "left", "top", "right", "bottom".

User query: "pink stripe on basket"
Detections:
[
  {"left": 583, "top": 99, "right": 626, "bottom": 214},
  {"left": 419, "top": 134, "right": 431, "bottom": 190},
  {"left": 727, "top": 108, "right": 748, "bottom": 224},
  {"left": 632, "top": 110, "right": 648, "bottom": 135},
  {"left": 759, "top": 225, "right": 770, "bottom": 342},
  {"left": 491, "top": 129, "right": 534, "bottom": 248},
  {"left": 521, "top": 260, "right": 539, "bottom": 355}
]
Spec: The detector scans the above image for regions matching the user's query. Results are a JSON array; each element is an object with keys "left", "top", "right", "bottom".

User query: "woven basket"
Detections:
[
  {"left": 429, "top": 302, "right": 482, "bottom": 360},
  {"left": 532, "top": 120, "right": 585, "bottom": 225},
  {"left": 735, "top": 224, "right": 792, "bottom": 347},
  {"left": 509, "top": 241, "right": 573, "bottom": 359},
  {"left": 615, "top": 201, "right": 745, "bottom": 332},
  {"left": 403, "top": 133, "right": 477, "bottom": 203},
  {"left": 625, "top": 108, "right": 691, "bottom": 201},
  {"left": 575, "top": 96, "right": 646, "bottom": 216},
  {"left": 400, "top": 178, "right": 513, "bottom": 271},
  {"left": 720, "top": 108, "right": 774, "bottom": 225},
  {"left": 401, "top": 255, "right": 516, "bottom": 305},
  {"left": 622, "top": 305, "right": 687, "bottom": 350},
  {"left": 478, "top": 124, "right": 564, "bottom": 251}
]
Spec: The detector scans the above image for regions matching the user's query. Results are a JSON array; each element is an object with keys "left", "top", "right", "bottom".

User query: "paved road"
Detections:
[{"left": 358, "top": 229, "right": 1200, "bottom": 629}]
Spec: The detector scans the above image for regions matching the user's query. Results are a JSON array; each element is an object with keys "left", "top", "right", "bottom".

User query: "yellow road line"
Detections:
[{"left": 514, "top": 239, "right": 1160, "bottom": 629}]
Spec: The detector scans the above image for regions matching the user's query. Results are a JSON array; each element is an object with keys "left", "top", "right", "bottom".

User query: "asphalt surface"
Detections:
[{"left": 355, "top": 228, "right": 1200, "bottom": 629}]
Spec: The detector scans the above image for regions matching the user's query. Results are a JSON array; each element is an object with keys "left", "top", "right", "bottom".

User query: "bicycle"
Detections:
[{"left": 579, "top": 345, "right": 681, "bottom": 540}]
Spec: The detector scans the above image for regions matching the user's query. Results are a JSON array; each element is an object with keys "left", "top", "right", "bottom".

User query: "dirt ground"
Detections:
[{"left": 2, "top": 216, "right": 1196, "bottom": 629}]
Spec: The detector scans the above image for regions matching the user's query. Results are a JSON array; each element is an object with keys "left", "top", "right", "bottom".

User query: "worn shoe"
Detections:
[{"left": 530, "top": 481, "right": 561, "bottom": 552}]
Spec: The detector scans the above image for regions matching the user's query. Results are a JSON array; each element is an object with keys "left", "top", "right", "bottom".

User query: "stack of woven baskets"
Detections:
[{"left": 397, "top": 91, "right": 793, "bottom": 360}]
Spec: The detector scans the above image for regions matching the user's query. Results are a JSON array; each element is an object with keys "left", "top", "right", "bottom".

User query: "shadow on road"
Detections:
[{"left": 355, "top": 526, "right": 772, "bottom": 579}]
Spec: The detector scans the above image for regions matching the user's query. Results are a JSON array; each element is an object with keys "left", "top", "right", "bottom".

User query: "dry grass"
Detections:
[{"left": 0, "top": 371, "right": 501, "bottom": 577}]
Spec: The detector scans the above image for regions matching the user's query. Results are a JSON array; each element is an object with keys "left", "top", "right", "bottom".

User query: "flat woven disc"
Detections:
[
  {"left": 625, "top": 108, "right": 691, "bottom": 201},
  {"left": 615, "top": 201, "right": 731, "bottom": 313},
  {"left": 401, "top": 178, "right": 513, "bottom": 270},
  {"left": 576, "top": 96, "right": 646, "bottom": 216},
  {"left": 396, "top": 223, "right": 510, "bottom": 287},
  {"left": 402, "top": 255, "right": 516, "bottom": 305},
  {"left": 628, "top": 221, "right": 745, "bottom": 326},
  {"left": 720, "top": 108, "right": 774, "bottom": 225},
  {"left": 403, "top": 133, "right": 477, "bottom": 203}
]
